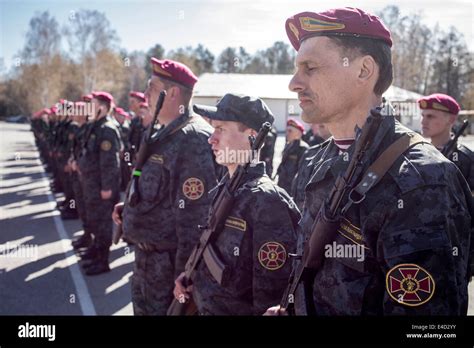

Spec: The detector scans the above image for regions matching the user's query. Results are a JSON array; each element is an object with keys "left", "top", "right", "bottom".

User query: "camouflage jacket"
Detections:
[
  {"left": 446, "top": 142, "right": 474, "bottom": 191},
  {"left": 291, "top": 142, "right": 330, "bottom": 211},
  {"left": 193, "top": 162, "right": 300, "bottom": 315},
  {"left": 77, "top": 116, "right": 122, "bottom": 194},
  {"left": 294, "top": 115, "right": 473, "bottom": 315},
  {"left": 122, "top": 113, "right": 218, "bottom": 275}
]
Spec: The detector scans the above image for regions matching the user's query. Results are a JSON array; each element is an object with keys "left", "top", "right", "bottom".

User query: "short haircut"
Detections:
[
  {"left": 159, "top": 78, "right": 193, "bottom": 108},
  {"left": 328, "top": 36, "right": 393, "bottom": 95},
  {"left": 96, "top": 99, "right": 112, "bottom": 113}
]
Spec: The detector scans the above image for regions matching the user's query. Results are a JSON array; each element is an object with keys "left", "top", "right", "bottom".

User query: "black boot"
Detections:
[
  {"left": 79, "top": 245, "right": 98, "bottom": 261},
  {"left": 72, "top": 232, "right": 92, "bottom": 250},
  {"left": 84, "top": 247, "right": 110, "bottom": 276}
]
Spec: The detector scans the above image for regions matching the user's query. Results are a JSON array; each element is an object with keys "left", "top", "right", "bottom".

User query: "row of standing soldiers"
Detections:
[
  {"left": 30, "top": 90, "right": 287, "bottom": 277},
  {"left": 31, "top": 91, "right": 153, "bottom": 275},
  {"left": 30, "top": 6, "right": 474, "bottom": 316}
]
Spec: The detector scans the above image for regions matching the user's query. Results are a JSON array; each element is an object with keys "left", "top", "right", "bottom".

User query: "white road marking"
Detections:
[{"left": 32, "top": 143, "right": 97, "bottom": 315}]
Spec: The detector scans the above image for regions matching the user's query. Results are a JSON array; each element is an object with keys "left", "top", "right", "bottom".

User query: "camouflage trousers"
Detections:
[
  {"left": 131, "top": 248, "right": 175, "bottom": 315},
  {"left": 58, "top": 159, "right": 74, "bottom": 202},
  {"left": 71, "top": 172, "right": 87, "bottom": 223},
  {"left": 81, "top": 176, "right": 117, "bottom": 249}
]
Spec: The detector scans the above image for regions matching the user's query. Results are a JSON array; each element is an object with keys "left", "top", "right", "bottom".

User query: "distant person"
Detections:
[
  {"left": 418, "top": 93, "right": 473, "bottom": 191},
  {"left": 276, "top": 118, "right": 308, "bottom": 193}
]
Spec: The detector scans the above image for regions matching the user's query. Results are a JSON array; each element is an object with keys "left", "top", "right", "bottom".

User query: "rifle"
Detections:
[
  {"left": 112, "top": 91, "right": 166, "bottom": 245},
  {"left": 441, "top": 119, "right": 469, "bottom": 157},
  {"left": 279, "top": 108, "right": 383, "bottom": 315},
  {"left": 127, "top": 91, "right": 166, "bottom": 207},
  {"left": 167, "top": 122, "right": 272, "bottom": 316}
]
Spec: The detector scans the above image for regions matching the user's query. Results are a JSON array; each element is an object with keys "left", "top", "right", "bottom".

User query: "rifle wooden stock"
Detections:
[
  {"left": 280, "top": 109, "right": 383, "bottom": 315},
  {"left": 167, "top": 122, "right": 272, "bottom": 316}
]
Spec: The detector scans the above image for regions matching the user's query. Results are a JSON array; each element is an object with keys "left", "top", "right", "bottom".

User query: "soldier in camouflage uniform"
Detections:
[
  {"left": 113, "top": 58, "right": 218, "bottom": 315},
  {"left": 128, "top": 91, "right": 147, "bottom": 163},
  {"left": 292, "top": 125, "right": 332, "bottom": 210},
  {"left": 276, "top": 118, "right": 309, "bottom": 193},
  {"left": 32, "top": 108, "right": 51, "bottom": 165},
  {"left": 78, "top": 91, "right": 122, "bottom": 276},
  {"left": 291, "top": 142, "right": 327, "bottom": 211},
  {"left": 70, "top": 101, "right": 93, "bottom": 250},
  {"left": 52, "top": 100, "right": 78, "bottom": 219},
  {"left": 265, "top": 7, "right": 472, "bottom": 316},
  {"left": 418, "top": 93, "right": 474, "bottom": 191},
  {"left": 112, "top": 107, "right": 132, "bottom": 191},
  {"left": 173, "top": 94, "right": 299, "bottom": 315}
]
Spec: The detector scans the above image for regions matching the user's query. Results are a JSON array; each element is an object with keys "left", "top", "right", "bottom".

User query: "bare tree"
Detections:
[
  {"left": 63, "top": 9, "right": 120, "bottom": 93},
  {"left": 19, "top": 11, "right": 62, "bottom": 110}
]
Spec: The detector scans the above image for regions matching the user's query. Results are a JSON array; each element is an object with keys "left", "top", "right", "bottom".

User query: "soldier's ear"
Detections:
[
  {"left": 359, "top": 55, "right": 376, "bottom": 84},
  {"left": 449, "top": 114, "right": 457, "bottom": 126},
  {"left": 168, "top": 86, "right": 180, "bottom": 101}
]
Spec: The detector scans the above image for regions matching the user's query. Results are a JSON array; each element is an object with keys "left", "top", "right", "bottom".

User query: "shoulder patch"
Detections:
[
  {"left": 258, "top": 242, "right": 287, "bottom": 270},
  {"left": 337, "top": 217, "right": 369, "bottom": 249},
  {"left": 149, "top": 154, "right": 164, "bottom": 164},
  {"left": 224, "top": 216, "right": 247, "bottom": 232},
  {"left": 182, "top": 177, "right": 205, "bottom": 200},
  {"left": 100, "top": 140, "right": 112, "bottom": 151},
  {"left": 386, "top": 263, "right": 435, "bottom": 307}
]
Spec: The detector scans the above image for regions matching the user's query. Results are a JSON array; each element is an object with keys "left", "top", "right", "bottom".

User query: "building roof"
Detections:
[
  {"left": 194, "top": 73, "right": 295, "bottom": 99},
  {"left": 194, "top": 73, "right": 423, "bottom": 101}
]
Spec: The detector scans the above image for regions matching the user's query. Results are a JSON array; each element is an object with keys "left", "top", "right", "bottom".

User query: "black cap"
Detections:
[{"left": 193, "top": 94, "right": 274, "bottom": 131}]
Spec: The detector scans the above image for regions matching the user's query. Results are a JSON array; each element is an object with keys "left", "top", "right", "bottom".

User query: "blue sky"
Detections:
[{"left": 1, "top": 0, "right": 473, "bottom": 73}]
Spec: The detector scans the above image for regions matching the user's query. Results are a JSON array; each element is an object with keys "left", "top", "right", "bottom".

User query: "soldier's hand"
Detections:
[
  {"left": 71, "top": 160, "right": 77, "bottom": 172},
  {"left": 112, "top": 202, "right": 124, "bottom": 225},
  {"left": 173, "top": 272, "right": 193, "bottom": 302},
  {"left": 100, "top": 189, "right": 112, "bottom": 200},
  {"left": 263, "top": 305, "right": 287, "bottom": 316}
]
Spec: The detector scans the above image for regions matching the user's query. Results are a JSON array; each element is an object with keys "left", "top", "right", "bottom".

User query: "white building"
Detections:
[{"left": 192, "top": 73, "right": 424, "bottom": 132}]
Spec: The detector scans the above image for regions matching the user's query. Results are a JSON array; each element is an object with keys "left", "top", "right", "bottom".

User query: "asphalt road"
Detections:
[
  {"left": 0, "top": 121, "right": 473, "bottom": 315},
  {"left": 0, "top": 122, "right": 133, "bottom": 315}
]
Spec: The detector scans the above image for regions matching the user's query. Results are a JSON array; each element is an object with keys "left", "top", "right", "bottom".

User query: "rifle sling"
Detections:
[
  {"left": 302, "top": 133, "right": 428, "bottom": 314},
  {"left": 342, "top": 132, "right": 429, "bottom": 213},
  {"left": 138, "top": 116, "right": 193, "bottom": 169}
]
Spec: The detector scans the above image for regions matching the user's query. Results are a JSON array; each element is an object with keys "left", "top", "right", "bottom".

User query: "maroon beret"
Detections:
[
  {"left": 92, "top": 91, "right": 114, "bottom": 105},
  {"left": 287, "top": 118, "right": 305, "bottom": 133},
  {"left": 114, "top": 107, "right": 129, "bottom": 118},
  {"left": 418, "top": 93, "right": 460, "bottom": 115},
  {"left": 32, "top": 110, "right": 42, "bottom": 118},
  {"left": 129, "top": 91, "right": 147, "bottom": 102},
  {"left": 150, "top": 58, "right": 198, "bottom": 89},
  {"left": 35, "top": 108, "right": 51, "bottom": 116},
  {"left": 285, "top": 7, "right": 392, "bottom": 51}
]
